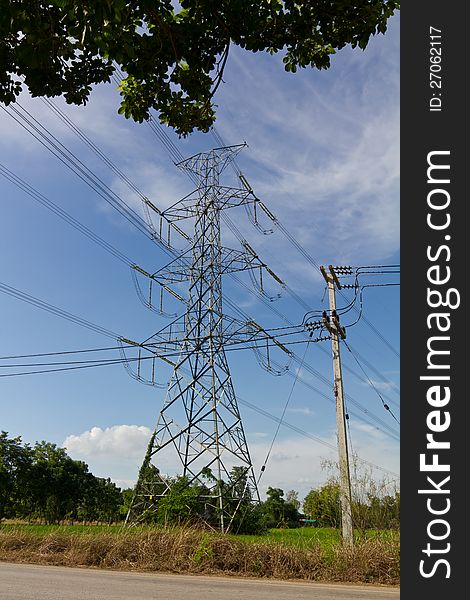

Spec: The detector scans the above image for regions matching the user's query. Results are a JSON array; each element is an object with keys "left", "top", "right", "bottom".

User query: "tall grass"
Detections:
[{"left": 0, "top": 525, "right": 399, "bottom": 585}]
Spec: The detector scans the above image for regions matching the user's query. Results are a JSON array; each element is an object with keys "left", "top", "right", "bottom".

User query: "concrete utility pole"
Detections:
[{"left": 320, "top": 265, "right": 354, "bottom": 546}]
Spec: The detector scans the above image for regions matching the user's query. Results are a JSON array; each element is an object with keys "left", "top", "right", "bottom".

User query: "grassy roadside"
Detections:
[{"left": 0, "top": 524, "right": 399, "bottom": 585}]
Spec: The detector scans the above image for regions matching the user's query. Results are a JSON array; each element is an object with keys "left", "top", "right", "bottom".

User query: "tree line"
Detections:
[
  {"left": 0, "top": 431, "right": 122, "bottom": 524},
  {"left": 1, "top": 431, "right": 399, "bottom": 531},
  {"left": 303, "top": 482, "right": 400, "bottom": 532}
]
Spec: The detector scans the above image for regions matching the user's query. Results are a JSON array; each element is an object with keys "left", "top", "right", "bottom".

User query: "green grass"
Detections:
[
  {"left": 0, "top": 523, "right": 129, "bottom": 536},
  {"left": 232, "top": 527, "right": 340, "bottom": 549},
  {"left": 234, "top": 527, "right": 398, "bottom": 554},
  {"left": 0, "top": 522, "right": 399, "bottom": 551}
]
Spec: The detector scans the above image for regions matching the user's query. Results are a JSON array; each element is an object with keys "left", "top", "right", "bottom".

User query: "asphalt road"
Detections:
[{"left": 0, "top": 563, "right": 399, "bottom": 600}]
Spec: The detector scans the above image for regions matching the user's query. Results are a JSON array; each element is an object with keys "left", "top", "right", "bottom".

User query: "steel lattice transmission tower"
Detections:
[{"left": 124, "top": 145, "right": 289, "bottom": 531}]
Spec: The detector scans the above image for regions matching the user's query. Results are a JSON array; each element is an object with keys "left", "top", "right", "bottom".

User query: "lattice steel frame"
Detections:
[{"left": 127, "top": 146, "right": 262, "bottom": 531}]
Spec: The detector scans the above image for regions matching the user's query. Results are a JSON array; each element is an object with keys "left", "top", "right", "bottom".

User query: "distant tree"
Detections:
[
  {"left": 370, "top": 491, "right": 399, "bottom": 529},
  {"left": 285, "top": 489, "right": 301, "bottom": 511},
  {"left": 220, "top": 466, "right": 266, "bottom": 534},
  {"left": 119, "top": 488, "right": 135, "bottom": 521},
  {"left": 29, "top": 441, "right": 93, "bottom": 524},
  {"left": 1, "top": 431, "right": 128, "bottom": 524},
  {"left": 155, "top": 475, "right": 204, "bottom": 525},
  {"left": 0, "top": 431, "right": 33, "bottom": 520},
  {"left": 77, "top": 477, "right": 122, "bottom": 524},
  {"left": 261, "top": 486, "right": 300, "bottom": 528},
  {"left": 227, "top": 466, "right": 252, "bottom": 501},
  {"left": 95, "top": 478, "right": 122, "bottom": 524},
  {"left": 303, "top": 483, "right": 341, "bottom": 528},
  {"left": 0, "top": 1, "right": 400, "bottom": 135},
  {"left": 305, "top": 456, "right": 400, "bottom": 532}
]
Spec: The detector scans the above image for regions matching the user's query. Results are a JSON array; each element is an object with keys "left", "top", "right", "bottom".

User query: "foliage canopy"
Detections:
[
  {"left": 0, "top": 431, "right": 122, "bottom": 524},
  {"left": 0, "top": 0, "right": 399, "bottom": 135},
  {"left": 303, "top": 458, "right": 400, "bottom": 530}
]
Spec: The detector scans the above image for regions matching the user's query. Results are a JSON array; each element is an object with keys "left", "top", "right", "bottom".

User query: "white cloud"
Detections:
[
  {"left": 287, "top": 407, "right": 315, "bottom": 417},
  {"left": 62, "top": 422, "right": 398, "bottom": 503},
  {"left": 363, "top": 379, "right": 400, "bottom": 393},
  {"left": 0, "top": 84, "right": 127, "bottom": 155},
  {"left": 64, "top": 424, "right": 152, "bottom": 459},
  {"left": 63, "top": 424, "right": 154, "bottom": 486},
  {"left": 113, "top": 479, "right": 138, "bottom": 490},
  {"left": 213, "top": 26, "right": 400, "bottom": 270},
  {"left": 249, "top": 426, "right": 399, "bottom": 502}
]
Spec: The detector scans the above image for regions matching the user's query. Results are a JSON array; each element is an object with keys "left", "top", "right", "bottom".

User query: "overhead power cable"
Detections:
[
  {"left": 0, "top": 272, "right": 399, "bottom": 443},
  {"left": 42, "top": 97, "right": 149, "bottom": 201},
  {"left": 341, "top": 288, "right": 399, "bottom": 358},
  {"left": 0, "top": 280, "right": 399, "bottom": 489},
  {"left": 224, "top": 290, "right": 400, "bottom": 427},
  {"left": 34, "top": 89, "right": 400, "bottom": 399},
  {"left": 111, "top": 65, "right": 187, "bottom": 168},
  {"left": 257, "top": 343, "right": 310, "bottom": 484},
  {"left": 1, "top": 103, "right": 181, "bottom": 260},
  {"left": 29, "top": 97, "right": 321, "bottom": 356},
  {"left": 0, "top": 281, "right": 120, "bottom": 340},
  {"left": 0, "top": 162, "right": 135, "bottom": 267},
  {"left": 0, "top": 357, "right": 147, "bottom": 378},
  {"left": 2, "top": 89, "right": 400, "bottom": 495},
  {"left": 0, "top": 345, "right": 132, "bottom": 360},
  {"left": 0, "top": 356, "right": 151, "bottom": 368},
  {"left": 237, "top": 395, "right": 399, "bottom": 479},
  {"left": 273, "top": 355, "right": 400, "bottom": 441},
  {"left": 169, "top": 357, "right": 399, "bottom": 479},
  {"left": 224, "top": 296, "right": 399, "bottom": 439},
  {"left": 31, "top": 88, "right": 399, "bottom": 403},
  {"left": 343, "top": 341, "right": 400, "bottom": 400},
  {"left": 211, "top": 125, "right": 400, "bottom": 359},
  {"left": 4, "top": 96, "right": 400, "bottom": 446},
  {"left": 230, "top": 275, "right": 400, "bottom": 405},
  {"left": 1, "top": 104, "right": 155, "bottom": 241},
  {"left": 342, "top": 340, "right": 400, "bottom": 425},
  {"left": 0, "top": 344, "right": 398, "bottom": 480},
  {"left": 40, "top": 97, "right": 192, "bottom": 247}
]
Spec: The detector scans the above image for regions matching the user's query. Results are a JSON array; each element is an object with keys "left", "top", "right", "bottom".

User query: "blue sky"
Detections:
[{"left": 0, "top": 15, "right": 399, "bottom": 502}]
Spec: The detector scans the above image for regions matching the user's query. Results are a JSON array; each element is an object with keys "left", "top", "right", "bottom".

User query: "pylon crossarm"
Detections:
[{"left": 160, "top": 188, "right": 255, "bottom": 222}]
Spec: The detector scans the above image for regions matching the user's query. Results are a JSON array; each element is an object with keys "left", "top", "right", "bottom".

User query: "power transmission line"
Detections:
[
  {"left": 0, "top": 345, "right": 132, "bottom": 360},
  {"left": 10, "top": 95, "right": 399, "bottom": 411},
  {"left": 210, "top": 126, "right": 400, "bottom": 359},
  {"left": 1, "top": 96, "right": 400, "bottom": 524},
  {"left": 237, "top": 395, "right": 399, "bottom": 479},
  {"left": 342, "top": 340, "right": 400, "bottom": 425},
  {"left": 257, "top": 343, "right": 310, "bottom": 485},
  {"left": 0, "top": 162, "right": 135, "bottom": 267},
  {"left": 0, "top": 281, "right": 120, "bottom": 339},
  {"left": 0, "top": 279, "right": 399, "bottom": 481},
  {"left": 1, "top": 104, "right": 158, "bottom": 245},
  {"left": 0, "top": 363, "right": 133, "bottom": 378},
  {"left": 1, "top": 136, "right": 398, "bottom": 442}
]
